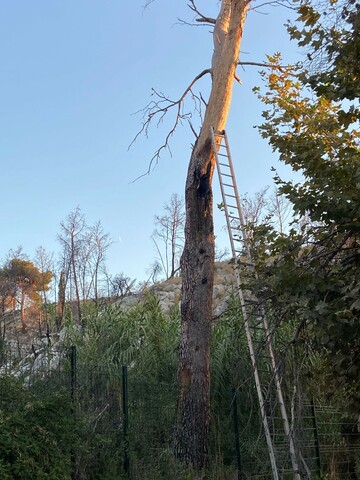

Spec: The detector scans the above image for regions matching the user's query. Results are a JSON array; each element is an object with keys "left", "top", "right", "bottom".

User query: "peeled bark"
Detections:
[{"left": 176, "top": 0, "right": 249, "bottom": 469}]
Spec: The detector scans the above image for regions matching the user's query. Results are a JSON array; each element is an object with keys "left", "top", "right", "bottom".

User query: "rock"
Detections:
[{"left": 151, "top": 261, "right": 236, "bottom": 317}]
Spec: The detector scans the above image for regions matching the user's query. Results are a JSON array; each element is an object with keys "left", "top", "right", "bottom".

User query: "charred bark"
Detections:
[
  {"left": 176, "top": 140, "right": 215, "bottom": 468},
  {"left": 176, "top": 0, "right": 249, "bottom": 469}
]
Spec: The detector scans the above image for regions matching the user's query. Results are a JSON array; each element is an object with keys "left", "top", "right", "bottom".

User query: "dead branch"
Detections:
[
  {"left": 238, "top": 61, "right": 289, "bottom": 73},
  {"left": 176, "top": 18, "right": 208, "bottom": 28},
  {"left": 188, "top": 0, "right": 216, "bottom": 24},
  {"left": 143, "top": 0, "right": 155, "bottom": 9},
  {"left": 250, "top": 0, "right": 296, "bottom": 12},
  {"left": 234, "top": 72, "right": 242, "bottom": 84},
  {"left": 176, "top": 1, "right": 216, "bottom": 28},
  {"left": 187, "top": 119, "right": 198, "bottom": 138},
  {"left": 199, "top": 92, "right": 208, "bottom": 108},
  {"left": 129, "top": 68, "right": 211, "bottom": 179}
]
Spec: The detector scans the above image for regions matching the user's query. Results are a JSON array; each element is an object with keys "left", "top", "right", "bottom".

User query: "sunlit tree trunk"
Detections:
[
  {"left": 20, "top": 290, "right": 26, "bottom": 332},
  {"left": 176, "top": 0, "right": 249, "bottom": 469}
]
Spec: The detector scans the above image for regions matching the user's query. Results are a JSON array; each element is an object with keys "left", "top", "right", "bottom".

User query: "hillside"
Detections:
[
  {"left": 116, "top": 261, "right": 237, "bottom": 317},
  {"left": 2, "top": 261, "right": 238, "bottom": 348}
]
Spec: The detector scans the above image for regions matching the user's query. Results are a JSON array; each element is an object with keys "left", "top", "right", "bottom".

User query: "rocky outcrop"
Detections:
[{"left": 118, "top": 261, "right": 237, "bottom": 317}]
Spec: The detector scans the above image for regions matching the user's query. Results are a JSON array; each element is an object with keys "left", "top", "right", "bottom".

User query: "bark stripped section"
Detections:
[{"left": 176, "top": 0, "right": 249, "bottom": 470}]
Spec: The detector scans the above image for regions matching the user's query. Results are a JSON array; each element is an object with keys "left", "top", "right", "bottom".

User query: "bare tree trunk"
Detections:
[
  {"left": 176, "top": 0, "right": 249, "bottom": 469},
  {"left": 56, "top": 270, "right": 66, "bottom": 330},
  {"left": 71, "top": 249, "right": 82, "bottom": 325},
  {"left": 20, "top": 292, "right": 27, "bottom": 332},
  {"left": 1, "top": 301, "right": 6, "bottom": 341}
]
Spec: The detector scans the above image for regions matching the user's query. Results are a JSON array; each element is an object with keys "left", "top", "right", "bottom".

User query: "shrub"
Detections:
[{"left": 0, "top": 375, "right": 76, "bottom": 480}]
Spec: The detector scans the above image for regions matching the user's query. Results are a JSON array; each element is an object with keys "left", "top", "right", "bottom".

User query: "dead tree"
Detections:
[{"left": 133, "top": 0, "right": 286, "bottom": 469}]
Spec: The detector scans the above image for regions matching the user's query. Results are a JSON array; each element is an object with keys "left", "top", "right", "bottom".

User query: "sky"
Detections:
[{"left": 0, "top": 1, "right": 302, "bottom": 282}]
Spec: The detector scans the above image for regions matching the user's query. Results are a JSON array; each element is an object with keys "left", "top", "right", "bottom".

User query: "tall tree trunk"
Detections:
[
  {"left": 56, "top": 270, "right": 66, "bottom": 331},
  {"left": 176, "top": 0, "right": 249, "bottom": 469},
  {"left": 94, "top": 263, "right": 99, "bottom": 306},
  {"left": 20, "top": 291, "right": 27, "bottom": 332},
  {"left": 71, "top": 247, "right": 82, "bottom": 325}
]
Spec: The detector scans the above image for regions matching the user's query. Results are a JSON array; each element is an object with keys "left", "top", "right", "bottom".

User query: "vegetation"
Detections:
[
  {"left": 0, "top": 291, "right": 358, "bottom": 478},
  {"left": 0, "top": 0, "right": 359, "bottom": 477},
  {"left": 0, "top": 257, "right": 52, "bottom": 333},
  {"left": 0, "top": 376, "right": 75, "bottom": 480},
  {"left": 251, "top": 0, "right": 360, "bottom": 413}
]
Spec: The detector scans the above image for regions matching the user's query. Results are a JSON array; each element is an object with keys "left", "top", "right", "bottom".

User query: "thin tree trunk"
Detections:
[
  {"left": 71, "top": 250, "right": 82, "bottom": 325},
  {"left": 176, "top": 0, "right": 249, "bottom": 469},
  {"left": 56, "top": 270, "right": 66, "bottom": 330},
  {"left": 1, "top": 302, "right": 5, "bottom": 341},
  {"left": 20, "top": 291, "right": 27, "bottom": 332},
  {"left": 94, "top": 265, "right": 98, "bottom": 306}
]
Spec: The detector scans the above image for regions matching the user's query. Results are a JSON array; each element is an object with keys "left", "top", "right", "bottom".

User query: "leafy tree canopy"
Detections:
[
  {"left": 288, "top": 0, "right": 360, "bottom": 107},
  {"left": 251, "top": 0, "right": 360, "bottom": 412},
  {"left": 1, "top": 258, "right": 52, "bottom": 306}
]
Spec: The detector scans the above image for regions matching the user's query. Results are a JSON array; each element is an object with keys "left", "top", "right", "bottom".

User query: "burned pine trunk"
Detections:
[
  {"left": 176, "top": 0, "right": 249, "bottom": 469},
  {"left": 176, "top": 139, "right": 215, "bottom": 468}
]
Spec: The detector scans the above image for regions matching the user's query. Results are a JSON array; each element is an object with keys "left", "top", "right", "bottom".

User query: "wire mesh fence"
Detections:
[{"left": 0, "top": 342, "right": 359, "bottom": 479}]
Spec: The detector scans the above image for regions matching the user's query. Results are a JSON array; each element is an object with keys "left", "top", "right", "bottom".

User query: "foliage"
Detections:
[
  {"left": 62, "top": 293, "right": 246, "bottom": 477},
  {"left": 253, "top": 5, "right": 360, "bottom": 412},
  {"left": 288, "top": 0, "right": 360, "bottom": 106},
  {"left": 1, "top": 287, "right": 358, "bottom": 478},
  {"left": 1, "top": 258, "right": 52, "bottom": 306},
  {"left": 0, "top": 257, "right": 52, "bottom": 331},
  {"left": 67, "top": 291, "right": 180, "bottom": 383},
  {"left": 0, "top": 376, "right": 75, "bottom": 480}
]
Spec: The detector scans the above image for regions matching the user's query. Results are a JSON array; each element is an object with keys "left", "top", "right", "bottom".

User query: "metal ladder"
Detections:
[{"left": 210, "top": 128, "right": 302, "bottom": 480}]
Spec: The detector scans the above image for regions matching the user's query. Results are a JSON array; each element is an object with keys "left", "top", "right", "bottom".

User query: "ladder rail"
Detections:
[
  {"left": 211, "top": 128, "right": 303, "bottom": 480},
  {"left": 220, "top": 131, "right": 300, "bottom": 469},
  {"left": 211, "top": 128, "right": 280, "bottom": 480}
]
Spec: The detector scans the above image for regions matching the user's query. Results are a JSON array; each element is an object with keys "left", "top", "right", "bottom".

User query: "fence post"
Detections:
[
  {"left": 71, "top": 345, "right": 77, "bottom": 404},
  {"left": 231, "top": 387, "right": 243, "bottom": 480},
  {"left": 70, "top": 345, "right": 77, "bottom": 480},
  {"left": 122, "top": 365, "right": 130, "bottom": 474},
  {"left": 311, "top": 398, "right": 321, "bottom": 476}
]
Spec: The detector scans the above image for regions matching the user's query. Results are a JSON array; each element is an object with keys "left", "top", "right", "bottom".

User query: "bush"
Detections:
[{"left": 0, "top": 376, "right": 76, "bottom": 480}]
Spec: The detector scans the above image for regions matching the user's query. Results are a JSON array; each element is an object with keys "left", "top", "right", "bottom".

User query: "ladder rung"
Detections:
[
  {"left": 228, "top": 215, "right": 240, "bottom": 220},
  {"left": 255, "top": 355, "right": 273, "bottom": 360},
  {"left": 222, "top": 183, "right": 235, "bottom": 188},
  {"left": 217, "top": 152, "right": 228, "bottom": 158},
  {"left": 252, "top": 336, "right": 269, "bottom": 342},
  {"left": 254, "top": 320, "right": 265, "bottom": 330},
  {"left": 227, "top": 204, "right": 239, "bottom": 209},
  {"left": 218, "top": 162, "right": 231, "bottom": 168},
  {"left": 225, "top": 194, "right": 236, "bottom": 198},
  {"left": 221, "top": 173, "right": 233, "bottom": 178}
]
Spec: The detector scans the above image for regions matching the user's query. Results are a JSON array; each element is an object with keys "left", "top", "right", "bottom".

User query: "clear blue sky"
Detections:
[{"left": 0, "top": 1, "right": 300, "bottom": 281}]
